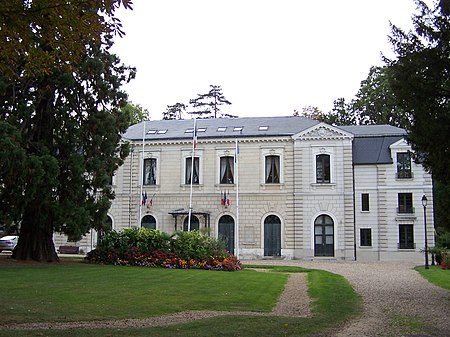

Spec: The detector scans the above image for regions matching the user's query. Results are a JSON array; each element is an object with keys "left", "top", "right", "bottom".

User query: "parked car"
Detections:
[{"left": 0, "top": 236, "right": 18, "bottom": 252}]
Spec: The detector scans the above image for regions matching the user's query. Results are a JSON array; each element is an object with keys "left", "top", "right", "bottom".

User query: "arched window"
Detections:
[
  {"left": 314, "top": 215, "right": 334, "bottom": 256},
  {"left": 264, "top": 215, "right": 281, "bottom": 256},
  {"left": 141, "top": 215, "right": 156, "bottom": 229},
  {"left": 98, "top": 215, "right": 113, "bottom": 244},
  {"left": 183, "top": 215, "right": 199, "bottom": 231},
  {"left": 218, "top": 215, "right": 235, "bottom": 253}
]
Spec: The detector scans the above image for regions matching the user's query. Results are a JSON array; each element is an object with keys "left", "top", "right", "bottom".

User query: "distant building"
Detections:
[{"left": 54, "top": 116, "right": 434, "bottom": 262}]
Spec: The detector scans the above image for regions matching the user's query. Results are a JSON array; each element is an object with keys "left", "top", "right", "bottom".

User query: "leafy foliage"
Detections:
[
  {"left": 300, "top": 66, "right": 411, "bottom": 128},
  {"left": 121, "top": 101, "right": 149, "bottom": 124},
  {"left": 85, "top": 228, "right": 241, "bottom": 271},
  {"left": 0, "top": 0, "right": 133, "bottom": 81},
  {"left": 0, "top": 1, "right": 135, "bottom": 261},
  {"left": 386, "top": 0, "right": 450, "bottom": 183}
]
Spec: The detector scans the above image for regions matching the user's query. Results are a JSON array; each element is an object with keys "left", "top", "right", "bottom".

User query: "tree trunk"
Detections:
[{"left": 12, "top": 209, "right": 59, "bottom": 262}]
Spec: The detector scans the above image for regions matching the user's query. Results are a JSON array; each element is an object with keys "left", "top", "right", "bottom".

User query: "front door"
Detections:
[
  {"left": 218, "top": 215, "right": 235, "bottom": 254},
  {"left": 264, "top": 215, "right": 281, "bottom": 256},
  {"left": 314, "top": 215, "right": 334, "bottom": 257}
]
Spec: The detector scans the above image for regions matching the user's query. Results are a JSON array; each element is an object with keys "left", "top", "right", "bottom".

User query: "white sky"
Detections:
[{"left": 111, "top": 0, "right": 418, "bottom": 120}]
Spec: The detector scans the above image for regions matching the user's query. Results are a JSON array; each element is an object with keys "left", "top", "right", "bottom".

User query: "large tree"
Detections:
[
  {"left": 163, "top": 102, "right": 187, "bottom": 120},
  {"left": 352, "top": 66, "right": 411, "bottom": 128},
  {"left": 386, "top": 0, "right": 450, "bottom": 183},
  {"left": 121, "top": 101, "right": 149, "bottom": 125},
  {"left": 0, "top": 0, "right": 135, "bottom": 261},
  {"left": 189, "top": 85, "right": 234, "bottom": 118}
]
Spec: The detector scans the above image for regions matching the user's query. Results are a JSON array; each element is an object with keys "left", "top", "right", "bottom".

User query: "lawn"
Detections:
[
  {"left": 415, "top": 265, "right": 450, "bottom": 290},
  {"left": 0, "top": 259, "right": 362, "bottom": 336}
]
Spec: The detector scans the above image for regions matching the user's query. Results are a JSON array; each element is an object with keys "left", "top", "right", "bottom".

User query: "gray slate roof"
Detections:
[
  {"left": 123, "top": 116, "right": 320, "bottom": 141},
  {"left": 124, "top": 116, "right": 407, "bottom": 165},
  {"left": 337, "top": 125, "right": 407, "bottom": 165}
]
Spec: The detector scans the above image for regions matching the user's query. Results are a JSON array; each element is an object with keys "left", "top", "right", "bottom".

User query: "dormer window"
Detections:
[
  {"left": 147, "top": 130, "right": 157, "bottom": 134},
  {"left": 233, "top": 127, "right": 243, "bottom": 132},
  {"left": 259, "top": 126, "right": 269, "bottom": 131},
  {"left": 397, "top": 152, "right": 412, "bottom": 179},
  {"left": 217, "top": 127, "right": 227, "bottom": 132}
]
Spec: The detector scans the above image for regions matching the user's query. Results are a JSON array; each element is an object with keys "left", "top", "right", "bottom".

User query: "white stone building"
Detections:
[{"left": 55, "top": 116, "right": 434, "bottom": 262}]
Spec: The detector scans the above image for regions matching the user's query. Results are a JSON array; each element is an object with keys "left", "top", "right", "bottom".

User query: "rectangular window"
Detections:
[
  {"left": 399, "top": 224, "right": 414, "bottom": 249},
  {"left": 360, "top": 228, "right": 372, "bottom": 246},
  {"left": 398, "top": 193, "right": 413, "bottom": 214},
  {"left": 265, "top": 155, "right": 280, "bottom": 183},
  {"left": 397, "top": 152, "right": 412, "bottom": 179},
  {"left": 361, "top": 193, "right": 370, "bottom": 212},
  {"left": 220, "top": 156, "right": 234, "bottom": 184},
  {"left": 316, "top": 154, "right": 330, "bottom": 183},
  {"left": 185, "top": 157, "right": 199, "bottom": 184},
  {"left": 143, "top": 158, "right": 157, "bottom": 185}
]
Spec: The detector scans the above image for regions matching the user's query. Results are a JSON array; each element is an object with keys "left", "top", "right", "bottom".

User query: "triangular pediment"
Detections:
[
  {"left": 390, "top": 138, "right": 409, "bottom": 149},
  {"left": 292, "top": 123, "right": 354, "bottom": 141}
]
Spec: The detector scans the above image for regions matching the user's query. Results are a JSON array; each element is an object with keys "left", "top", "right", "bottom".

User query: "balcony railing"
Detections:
[
  {"left": 398, "top": 242, "right": 416, "bottom": 249},
  {"left": 396, "top": 171, "right": 413, "bottom": 179},
  {"left": 397, "top": 206, "right": 415, "bottom": 214}
]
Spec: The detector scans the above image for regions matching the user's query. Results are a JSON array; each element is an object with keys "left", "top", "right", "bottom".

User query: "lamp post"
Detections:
[{"left": 421, "top": 195, "right": 429, "bottom": 269}]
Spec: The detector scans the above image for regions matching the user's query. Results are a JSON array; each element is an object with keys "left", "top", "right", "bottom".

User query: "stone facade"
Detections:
[{"left": 54, "top": 116, "right": 434, "bottom": 262}]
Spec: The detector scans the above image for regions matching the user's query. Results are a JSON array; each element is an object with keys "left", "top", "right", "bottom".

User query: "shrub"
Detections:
[{"left": 85, "top": 228, "right": 241, "bottom": 271}]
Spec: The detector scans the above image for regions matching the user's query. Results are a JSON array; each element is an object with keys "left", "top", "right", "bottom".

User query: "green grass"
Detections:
[
  {"left": 415, "top": 265, "right": 450, "bottom": 290},
  {"left": 0, "top": 260, "right": 362, "bottom": 337}
]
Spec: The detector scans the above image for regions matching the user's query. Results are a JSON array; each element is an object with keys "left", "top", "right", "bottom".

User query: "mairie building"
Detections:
[{"left": 54, "top": 116, "right": 434, "bottom": 262}]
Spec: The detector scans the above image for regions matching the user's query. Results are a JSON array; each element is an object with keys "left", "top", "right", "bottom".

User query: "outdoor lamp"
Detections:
[{"left": 422, "top": 195, "right": 429, "bottom": 269}]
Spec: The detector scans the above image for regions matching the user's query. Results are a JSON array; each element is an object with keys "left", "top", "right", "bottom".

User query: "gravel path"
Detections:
[{"left": 251, "top": 260, "right": 450, "bottom": 337}]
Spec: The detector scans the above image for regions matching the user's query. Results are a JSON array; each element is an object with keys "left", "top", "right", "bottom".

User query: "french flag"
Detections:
[{"left": 193, "top": 119, "right": 197, "bottom": 149}]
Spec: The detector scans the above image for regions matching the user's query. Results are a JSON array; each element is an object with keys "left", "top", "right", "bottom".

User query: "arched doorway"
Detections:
[
  {"left": 183, "top": 215, "right": 199, "bottom": 231},
  {"left": 218, "top": 215, "right": 235, "bottom": 254},
  {"left": 314, "top": 215, "right": 334, "bottom": 257},
  {"left": 264, "top": 215, "right": 281, "bottom": 256},
  {"left": 141, "top": 215, "right": 156, "bottom": 229},
  {"left": 97, "top": 215, "right": 113, "bottom": 244}
]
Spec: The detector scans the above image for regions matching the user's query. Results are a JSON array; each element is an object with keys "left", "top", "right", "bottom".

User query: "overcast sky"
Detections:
[{"left": 111, "top": 0, "right": 419, "bottom": 120}]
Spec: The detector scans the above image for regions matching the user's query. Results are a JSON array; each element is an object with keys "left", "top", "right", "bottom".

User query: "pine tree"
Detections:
[
  {"left": 189, "top": 85, "right": 234, "bottom": 118},
  {"left": 163, "top": 103, "right": 187, "bottom": 120}
]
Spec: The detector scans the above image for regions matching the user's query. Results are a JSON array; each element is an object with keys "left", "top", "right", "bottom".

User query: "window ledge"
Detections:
[
  {"left": 181, "top": 184, "right": 203, "bottom": 191},
  {"left": 310, "top": 183, "right": 336, "bottom": 189},
  {"left": 215, "top": 183, "right": 236, "bottom": 189},
  {"left": 260, "top": 183, "right": 285, "bottom": 190},
  {"left": 395, "top": 215, "right": 417, "bottom": 221},
  {"left": 143, "top": 184, "right": 160, "bottom": 189}
]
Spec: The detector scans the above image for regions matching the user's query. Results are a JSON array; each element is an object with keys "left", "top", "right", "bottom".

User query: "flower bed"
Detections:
[{"left": 85, "top": 228, "right": 241, "bottom": 271}]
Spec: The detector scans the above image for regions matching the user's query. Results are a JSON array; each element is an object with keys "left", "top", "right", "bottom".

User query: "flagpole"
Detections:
[
  {"left": 188, "top": 118, "right": 197, "bottom": 231},
  {"left": 139, "top": 120, "right": 146, "bottom": 228},
  {"left": 235, "top": 138, "right": 239, "bottom": 259}
]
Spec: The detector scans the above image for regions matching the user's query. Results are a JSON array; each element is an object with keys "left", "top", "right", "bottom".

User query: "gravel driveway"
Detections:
[{"left": 251, "top": 260, "right": 450, "bottom": 337}]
